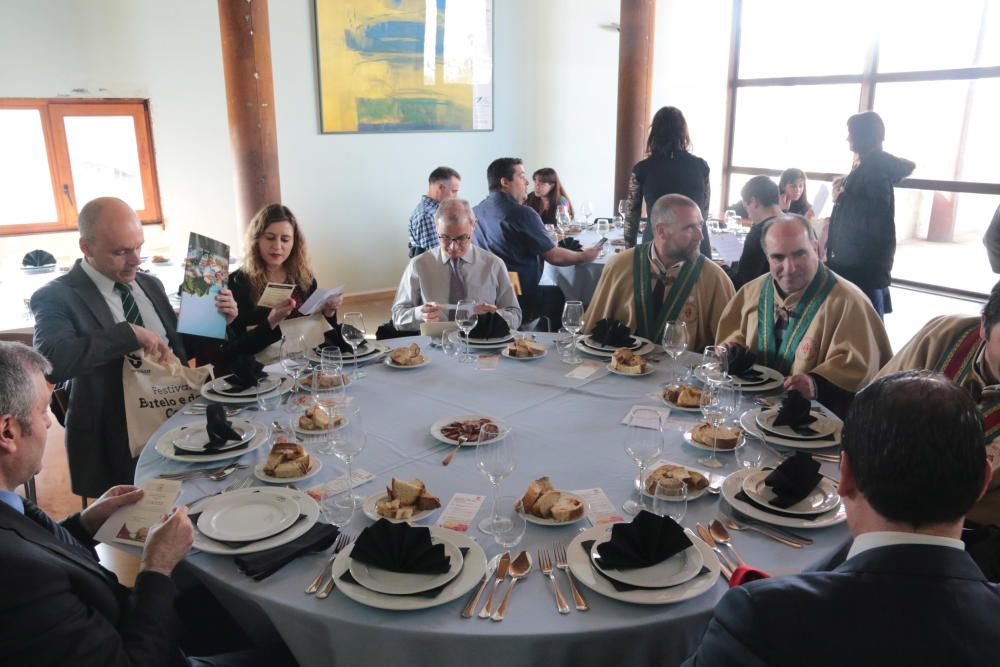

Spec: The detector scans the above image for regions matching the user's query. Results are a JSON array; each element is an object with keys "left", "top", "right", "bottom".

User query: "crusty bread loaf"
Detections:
[
  {"left": 691, "top": 422, "right": 742, "bottom": 450},
  {"left": 664, "top": 384, "right": 702, "bottom": 407},
  {"left": 645, "top": 463, "right": 709, "bottom": 494},
  {"left": 377, "top": 477, "right": 441, "bottom": 518},
  {"left": 390, "top": 343, "right": 425, "bottom": 366},
  {"left": 519, "top": 476, "right": 554, "bottom": 514},
  {"left": 533, "top": 490, "right": 562, "bottom": 518},
  {"left": 507, "top": 339, "right": 546, "bottom": 358},
  {"left": 390, "top": 478, "right": 424, "bottom": 506},
  {"left": 263, "top": 442, "right": 311, "bottom": 478},
  {"left": 550, "top": 495, "right": 584, "bottom": 522},
  {"left": 299, "top": 405, "right": 333, "bottom": 431},
  {"left": 610, "top": 347, "right": 647, "bottom": 374}
]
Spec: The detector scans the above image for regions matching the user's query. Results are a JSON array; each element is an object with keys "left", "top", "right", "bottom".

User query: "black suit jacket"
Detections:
[
  {"left": 682, "top": 543, "right": 1000, "bottom": 667},
  {"left": 31, "top": 261, "right": 186, "bottom": 497},
  {"left": 0, "top": 500, "right": 185, "bottom": 667}
]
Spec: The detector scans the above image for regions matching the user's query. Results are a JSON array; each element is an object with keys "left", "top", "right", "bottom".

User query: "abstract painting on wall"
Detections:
[{"left": 315, "top": 0, "right": 493, "bottom": 133}]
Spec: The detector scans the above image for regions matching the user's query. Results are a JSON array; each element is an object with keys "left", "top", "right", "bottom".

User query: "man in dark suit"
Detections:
[
  {"left": 30, "top": 197, "right": 236, "bottom": 499},
  {"left": 683, "top": 370, "right": 1000, "bottom": 666}
]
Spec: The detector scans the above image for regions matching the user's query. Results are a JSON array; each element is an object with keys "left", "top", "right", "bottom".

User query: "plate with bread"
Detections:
[
  {"left": 502, "top": 338, "right": 547, "bottom": 360},
  {"left": 640, "top": 463, "right": 710, "bottom": 501},
  {"left": 293, "top": 405, "right": 346, "bottom": 436},
  {"left": 154, "top": 421, "right": 270, "bottom": 463},
  {"left": 607, "top": 348, "right": 654, "bottom": 376},
  {"left": 364, "top": 478, "right": 442, "bottom": 523},
  {"left": 430, "top": 416, "right": 507, "bottom": 446},
  {"left": 384, "top": 343, "right": 429, "bottom": 368},
  {"left": 739, "top": 407, "right": 842, "bottom": 450},
  {"left": 518, "top": 476, "right": 587, "bottom": 525},
  {"left": 254, "top": 439, "right": 322, "bottom": 483},
  {"left": 683, "top": 422, "right": 744, "bottom": 453},
  {"left": 661, "top": 384, "right": 703, "bottom": 412},
  {"left": 297, "top": 371, "right": 351, "bottom": 392}
]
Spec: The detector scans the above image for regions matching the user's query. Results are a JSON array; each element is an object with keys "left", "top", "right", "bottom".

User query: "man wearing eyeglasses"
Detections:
[{"left": 392, "top": 198, "right": 522, "bottom": 331}]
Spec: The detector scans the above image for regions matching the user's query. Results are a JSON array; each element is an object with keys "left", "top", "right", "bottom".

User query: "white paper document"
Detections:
[
  {"left": 95, "top": 478, "right": 182, "bottom": 547},
  {"left": 299, "top": 285, "right": 344, "bottom": 316},
  {"left": 436, "top": 492, "right": 486, "bottom": 532},
  {"left": 573, "top": 487, "right": 625, "bottom": 525},
  {"left": 257, "top": 282, "right": 296, "bottom": 308}
]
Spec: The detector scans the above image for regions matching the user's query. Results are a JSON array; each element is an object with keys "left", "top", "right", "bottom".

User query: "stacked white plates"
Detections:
[
  {"left": 305, "top": 341, "right": 388, "bottom": 364},
  {"left": 154, "top": 420, "right": 270, "bottom": 463},
  {"left": 726, "top": 365, "right": 784, "bottom": 393},
  {"left": 755, "top": 407, "right": 839, "bottom": 440},
  {"left": 740, "top": 407, "right": 842, "bottom": 450},
  {"left": 200, "top": 373, "right": 294, "bottom": 404},
  {"left": 204, "top": 373, "right": 282, "bottom": 397},
  {"left": 191, "top": 486, "right": 319, "bottom": 555},
  {"left": 332, "top": 527, "right": 487, "bottom": 610},
  {"left": 721, "top": 468, "right": 846, "bottom": 529},
  {"left": 567, "top": 526, "right": 720, "bottom": 604},
  {"left": 740, "top": 469, "right": 841, "bottom": 516},
  {"left": 578, "top": 335, "right": 656, "bottom": 358},
  {"left": 460, "top": 333, "right": 516, "bottom": 350},
  {"left": 171, "top": 420, "right": 256, "bottom": 453}
]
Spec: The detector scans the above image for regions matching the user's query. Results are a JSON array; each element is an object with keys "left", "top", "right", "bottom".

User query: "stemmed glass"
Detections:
[
  {"left": 582, "top": 201, "right": 594, "bottom": 225},
  {"left": 698, "top": 378, "right": 736, "bottom": 469},
  {"left": 661, "top": 320, "right": 689, "bottom": 386},
  {"left": 280, "top": 334, "right": 309, "bottom": 384},
  {"left": 555, "top": 206, "right": 572, "bottom": 238},
  {"left": 340, "top": 312, "right": 367, "bottom": 380},
  {"left": 561, "top": 301, "right": 584, "bottom": 365},
  {"left": 477, "top": 425, "right": 515, "bottom": 534},
  {"left": 617, "top": 199, "right": 628, "bottom": 219},
  {"left": 329, "top": 407, "right": 365, "bottom": 508},
  {"left": 623, "top": 408, "right": 663, "bottom": 514},
  {"left": 694, "top": 345, "right": 729, "bottom": 384},
  {"left": 455, "top": 299, "right": 478, "bottom": 364},
  {"left": 653, "top": 480, "right": 688, "bottom": 523}
]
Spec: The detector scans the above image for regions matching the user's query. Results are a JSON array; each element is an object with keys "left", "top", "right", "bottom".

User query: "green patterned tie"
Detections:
[{"left": 114, "top": 282, "right": 144, "bottom": 326}]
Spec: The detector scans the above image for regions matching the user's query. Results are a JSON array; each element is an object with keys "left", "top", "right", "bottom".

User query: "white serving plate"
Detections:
[
  {"left": 740, "top": 407, "right": 842, "bottom": 450},
  {"left": 756, "top": 408, "right": 839, "bottom": 440},
  {"left": 523, "top": 492, "right": 588, "bottom": 526},
  {"left": 197, "top": 487, "right": 301, "bottom": 542},
  {"left": 429, "top": 416, "right": 507, "bottom": 446},
  {"left": 741, "top": 469, "right": 841, "bottom": 516},
  {"left": 253, "top": 456, "right": 323, "bottom": 484},
  {"left": 189, "top": 487, "right": 319, "bottom": 556},
  {"left": 154, "top": 421, "right": 269, "bottom": 463}
]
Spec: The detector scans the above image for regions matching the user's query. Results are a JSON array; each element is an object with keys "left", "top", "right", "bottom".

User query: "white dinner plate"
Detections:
[
  {"left": 430, "top": 416, "right": 508, "bottom": 446},
  {"left": 292, "top": 412, "right": 347, "bottom": 438},
  {"left": 756, "top": 408, "right": 839, "bottom": 440},
  {"left": 721, "top": 468, "right": 846, "bottom": 529},
  {"left": 460, "top": 333, "right": 516, "bottom": 345},
  {"left": 606, "top": 362, "right": 655, "bottom": 377},
  {"left": 297, "top": 372, "right": 351, "bottom": 392},
  {"left": 253, "top": 456, "right": 323, "bottom": 484},
  {"left": 154, "top": 421, "right": 270, "bottom": 463},
  {"left": 740, "top": 408, "right": 842, "bottom": 450},
  {"left": 384, "top": 356, "right": 430, "bottom": 369},
  {"left": 362, "top": 492, "right": 439, "bottom": 524},
  {"left": 200, "top": 374, "right": 294, "bottom": 404},
  {"left": 306, "top": 341, "right": 386, "bottom": 364},
  {"left": 577, "top": 337, "right": 656, "bottom": 358},
  {"left": 728, "top": 365, "right": 784, "bottom": 392},
  {"left": 523, "top": 493, "right": 587, "bottom": 526},
  {"left": 660, "top": 390, "right": 703, "bottom": 413},
  {"left": 189, "top": 487, "right": 319, "bottom": 556},
  {"left": 333, "top": 528, "right": 487, "bottom": 610},
  {"left": 501, "top": 347, "right": 547, "bottom": 360},
  {"left": 197, "top": 487, "right": 301, "bottom": 542},
  {"left": 741, "top": 469, "right": 841, "bottom": 516},
  {"left": 568, "top": 525, "right": 720, "bottom": 605},
  {"left": 171, "top": 420, "right": 256, "bottom": 453},
  {"left": 205, "top": 373, "right": 282, "bottom": 397},
  {"left": 582, "top": 334, "right": 643, "bottom": 352},
  {"left": 349, "top": 538, "right": 463, "bottom": 595},
  {"left": 590, "top": 529, "right": 704, "bottom": 588},
  {"left": 683, "top": 427, "right": 744, "bottom": 454}
]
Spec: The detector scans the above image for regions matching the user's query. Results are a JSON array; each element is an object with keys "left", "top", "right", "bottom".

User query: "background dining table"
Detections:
[
  {"left": 134, "top": 336, "right": 849, "bottom": 667},
  {"left": 540, "top": 225, "right": 624, "bottom": 307}
]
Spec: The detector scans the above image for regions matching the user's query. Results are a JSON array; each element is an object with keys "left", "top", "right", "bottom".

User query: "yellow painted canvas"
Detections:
[{"left": 315, "top": 0, "right": 493, "bottom": 133}]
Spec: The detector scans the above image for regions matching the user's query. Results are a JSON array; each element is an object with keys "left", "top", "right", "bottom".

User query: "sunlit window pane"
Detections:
[
  {"left": 63, "top": 115, "right": 145, "bottom": 211},
  {"left": 876, "top": 0, "right": 1000, "bottom": 71},
  {"left": 0, "top": 109, "right": 58, "bottom": 225}
]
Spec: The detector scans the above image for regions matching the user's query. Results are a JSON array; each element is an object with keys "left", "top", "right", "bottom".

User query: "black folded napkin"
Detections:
[
  {"left": 225, "top": 355, "right": 267, "bottom": 392},
  {"left": 734, "top": 489, "right": 824, "bottom": 521},
  {"left": 764, "top": 452, "right": 822, "bottom": 509},
  {"left": 590, "top": 318, "right": 636, "bottom": 348},
  {"left": 318, "top": 326, "right": 357, "bottom": 354},
  {"left": 558, "top": 237, "right": 583, "bottom": 252},
  {"left": 772, "top": 390, "right": 818, "bottom": 434},
  {"left": 466, "top": 312, "right": 510, "bottom": 340},
  {"left": 339, "top": 547, "right": 470, "bottom": 597},
  {"left": 22, "top": 249, "right": 56, "bottom": 267},
  {"left": 727, "top": 346, "right": 762, "bottom": 381},
  {"left": 234, "top": 523, "right": 339, "bottom": 581},
  {"left": 205, "top": 404, "right": 241, "bottom": 449},
  {"left": 595, "top": 510, "right": 692, "bottom": 570},
  {"left": 582, "top": 540, "right": 709, "bottom": 591},
  {"left": 350, "top": 519, "right": 451, "bottom": 574}
]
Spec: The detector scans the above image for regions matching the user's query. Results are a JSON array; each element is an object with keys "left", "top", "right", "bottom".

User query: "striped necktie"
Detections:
[{"left": 114, "top": 282, "right": 144, "bottom": 326}]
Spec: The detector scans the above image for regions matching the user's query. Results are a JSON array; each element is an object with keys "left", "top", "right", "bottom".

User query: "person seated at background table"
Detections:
[
  {"left": 777, "top": 167, "right": 814, "bottom": 220},
  {"left": 683, "top": 370, "right": 1000, "bottom": 667},
  {"left": 730, "top": 176, "right": 784, "bottom": 290},
  {"left": 524, "top": 167, "right": 573, "bottom": 227},
  {"left": 392, "top": 198, "right": 522, "bottom": 331},
  {"left": 715, "top": 215, "right": 892, "bottom": 417},
  {"left": 583, "top": 194, "right": 734, "bottom": 350},
  {"left": 31, "top": 197, "right": 237, "bottom": 501},
  {"left": 227, "top": 203, "right": 343, "bottom": 359},
  {"left": 407, "top": 166, "right": 462, "bottom": 258},
  {"left": 473, "top": 157, "right": 601, "bottom": 329},
  {"left": 623, "top": 106, "right": 711, "bottom": 255},
  {"left": 0, "top": 341, "right": 283, "bottom": 666}
]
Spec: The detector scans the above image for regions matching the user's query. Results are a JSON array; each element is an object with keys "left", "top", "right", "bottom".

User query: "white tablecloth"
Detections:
[
  {"left": 540, "top": 227, "right": 624, "bottom": 306},
  {"left": 135, "top": 337, "right": 848, "bottom": 667}
]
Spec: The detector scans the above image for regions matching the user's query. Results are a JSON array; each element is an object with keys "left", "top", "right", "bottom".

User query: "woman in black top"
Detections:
[
  {"left": 778, "top": 168, "right": 815, "bottom": 220},
  {"left": 524, "top": 167, "right": 573, "bottom": 226},
  {"left": 624, "top": 106, "right": 712, "bottom": 254}
]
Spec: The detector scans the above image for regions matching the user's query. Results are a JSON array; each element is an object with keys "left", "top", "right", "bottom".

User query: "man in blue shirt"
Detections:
[
  {"left": 473, "top": 157, "right": 601, "bottom": 328},
  {"left": 408, "top": 166, "right": 461, "bottom": 257}
]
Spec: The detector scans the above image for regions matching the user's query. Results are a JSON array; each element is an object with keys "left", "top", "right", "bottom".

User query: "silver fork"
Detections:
[
  {"left": 537, "top": 549, "right": 570, "bottom": 614},
  {"left": 552, "top": 543, "right": 588, "bottom": 611},
  {"left": 306, "top": 532, "right": 351, "bottom": 594},
  {"left": 316, "top": 533, "right": 355, "bottom": 599},
  {"left": 186, "top": 477, "right": 252, "bottom": 508}
]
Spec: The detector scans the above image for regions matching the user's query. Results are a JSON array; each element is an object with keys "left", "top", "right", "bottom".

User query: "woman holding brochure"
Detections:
[{"left": 226, "top": 203, "right": 344, "bottom": 360}]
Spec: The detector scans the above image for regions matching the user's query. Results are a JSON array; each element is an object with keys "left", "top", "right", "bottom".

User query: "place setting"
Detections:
[
  {"left": 456, "top": 310, "right": 517, "bottom": 353},
  {"left": 721, "top": 346, "right": 784, "bottom": 393},
  {"left": 739, "top": 390, "right": 843, "bottom": 451},
  {"left": 200, "top": 355, "right": 294, "bottom": 405},
  {"left": 577, "top": 318, "right": 656, "bottom": 358},
  {"left": 305, "top": 324, "right": 388, "bottom": 366},
  {"left": 154, "top": 403, "right": 271, "bottom": 463}
]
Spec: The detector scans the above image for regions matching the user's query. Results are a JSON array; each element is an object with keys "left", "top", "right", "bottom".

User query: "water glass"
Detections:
[
  {"left": 613, "top": 215, "right": 624, "bottom": 230},
  {"left": 661, "top": 320, "right": 689, "bottom": 386},
  {"left": 455, "top": 299, "right": 478, "bottom": 364},
  {"left": 735, "top": 433, "right": 762, "bottom": 470},
  {"left": 561, "top": 301, "right": 584, "bottom": 365},
  {"left": 555, "top": 328, "right": 575, "bottom": 362},
  {"left": 321, "top": 489, "right": 356, "bottom": 527},
  {"left": 439, "top": 330, "right": 457, "bottom": 357},
  {"left": 477, "top": 426, "right": 515, "bottom": 534},
  {"left": 695, "top": 345, "right": 729, "bottom": 383},
  {"left": 255, "top": 378, "right": 282, "bottom": 412},
  {"left": 653, "top": 479, "right": 688, "bottom": 523},
  {"left": 492, "top": 496, "right": 526, "bottom": 548}
]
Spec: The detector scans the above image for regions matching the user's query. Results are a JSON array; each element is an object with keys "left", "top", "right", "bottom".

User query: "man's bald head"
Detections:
[
  {"left": 78, "top": 197, "right": 145, "bottom": 283},
  {"left": 651, "top": 194, "right": 704, "bottom": 263},
  {"left": 435, "top": 198, "right": 476, "bottom": 260},
  {"left": 78, "top": 197, "right": 139, "bottom": 242}
]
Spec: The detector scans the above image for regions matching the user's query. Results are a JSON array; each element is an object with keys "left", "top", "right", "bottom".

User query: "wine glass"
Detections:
[
  {"left": 561, "top": 301, "right": 584, "bottom": 365},
  {"left": 555, "top": 205, "right": 571, "bottom": 238},
  {"left": 329, "top": 407, "right": 366, "bottom": 508},
  {"left": 694, "top": 345, "right": 729, "bottom": 384},
  {"left": 477, "top": 425, "right": 514, "bottom": 533},
  {"left": 340, "top": 312, "right": 367, "bottom": 380},
  {"left": 653, "top": 479, "right": 688, "bottom": 523},
  {"left": 617, "top": 199, "right": 628, "bottom": 218},
  {"left": 735, "top": 433, "right": 762, "bottom": 470},
  {"left": 622, "top": 408, "right": 663, "bottom": 514},
  {"left": 698, "top": 378, "right": 735, "bottom": 469},
  {"left": 661, "top": 320, "right": 689, "bottom": 386},
  {"left": 582, "top": 200, "right": 594, "bottom": 225},
  {"left": 455, "top": 299, "right": 478, "bottom": 364},
  {"left": 280, "top": 334, "right": 309, "bottom": 384}
]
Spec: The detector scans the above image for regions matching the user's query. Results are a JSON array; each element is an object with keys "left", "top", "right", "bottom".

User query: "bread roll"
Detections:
[
  {"left": 520, "top": 476, "right": 554, "bottom": 514},
  {"left": 533, "top": 490, "right": 562, "bottom": 518},
  {"left": 550, "top": 495, "right": 584, "bottom": 522},
  {"left": 691, "top": 422, "right": 742, "bottom": 449}
]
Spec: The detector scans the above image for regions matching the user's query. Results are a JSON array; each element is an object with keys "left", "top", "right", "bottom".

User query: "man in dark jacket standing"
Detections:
[{"left": 826, "top": 111, "right": 914, "bottom": 319}]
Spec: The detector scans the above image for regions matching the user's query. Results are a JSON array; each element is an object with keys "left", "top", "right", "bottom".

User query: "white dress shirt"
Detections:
[
  {"left": 846, "top": 530, "right": 965, "bottom": 560},
  {"left": 80, "top": 258, "right": 168, "bottom": 339},
  {"left": 392, "top": 245, "right": 522, "bottom": 331}
]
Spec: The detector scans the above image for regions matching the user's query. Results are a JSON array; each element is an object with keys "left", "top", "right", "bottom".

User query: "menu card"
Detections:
[
  {"left": 475, "top": 354, "right": 499, "bottom": 371},
  {"left": 566, "top": 362, "right": 601, "bottom": 379},
  {"left": 176, "top": 232, "right": 230, "bottom": 339},
  {"left": 573, "top": 487, "right": 624, "bottom": 525},
  {"left": 621, "top": 404, "right": 673, "bottom": 429},
  {"left": 105, "top": 479, "right": 183, "bottom": 547},
  {"left": 257, "top": 282, "right": 296, "bottom": 308},
  {"left": 306, "top": 468, "right": 375, "bottom": 501},
  {"left": 435, "top": 492, "right": 485, "bottom": 532}
]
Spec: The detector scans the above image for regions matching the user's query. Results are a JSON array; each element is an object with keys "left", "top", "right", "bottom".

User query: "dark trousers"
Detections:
[
  {"left": 862, "top": 286, "right": 892, "bottom": 320},
  {"left": 518, "top": 286, "right": 565, "bottom": 331}
]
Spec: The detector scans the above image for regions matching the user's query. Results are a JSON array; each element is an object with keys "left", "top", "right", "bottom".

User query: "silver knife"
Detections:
[
  {"left": 461, "top": 553, "right": 500, "bottom": 618},
  {"left": 478, "top": 551, "right": 510, "bottom": 618}
]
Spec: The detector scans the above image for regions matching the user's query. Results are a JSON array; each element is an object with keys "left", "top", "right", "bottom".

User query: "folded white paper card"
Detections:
[
  {"left": 299, "top": 285, "right": 344, "bottom": 315},
  {"left": 436, "top": 492, "right": 486, "bottom": 532},
  {"left": 257, "top": 282, "right": 296, "bottom": 308}
]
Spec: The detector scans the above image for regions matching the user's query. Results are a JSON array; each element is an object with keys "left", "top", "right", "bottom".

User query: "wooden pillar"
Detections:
[
  {"left": 613, "top": 0, "right": 656, "bottom": 210},
  {"left": 218, "top": 0, "right": 280, "bottom": 234}
]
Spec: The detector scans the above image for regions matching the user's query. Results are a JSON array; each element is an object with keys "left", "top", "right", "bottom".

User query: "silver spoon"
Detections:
[
  {"left": 709, "top": 519, "right": 747, "bottom": 566},
  {"left": 492, "top": 551, "right": 531, "bottom": 621}
]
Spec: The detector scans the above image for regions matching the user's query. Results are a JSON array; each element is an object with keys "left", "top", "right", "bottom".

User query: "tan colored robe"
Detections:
[
  {"left": 878, "top": 315, "right": 1000, "bottom": 524},
  {"left": 583, "top": 248, "right": 735, "bottom": 352},
  {"left": 715, "top": 270, "right": 892, "bottom": 392}
]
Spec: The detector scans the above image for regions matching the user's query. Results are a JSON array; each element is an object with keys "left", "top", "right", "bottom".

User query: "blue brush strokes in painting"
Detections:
[{"left": 344, "top": 20, "right": 444, "bottom": 55}]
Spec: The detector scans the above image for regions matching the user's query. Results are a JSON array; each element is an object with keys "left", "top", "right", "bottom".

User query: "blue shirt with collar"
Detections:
[
  {"left": 0, "top": 489, "right": 24, "bottom": 514},
  {"left": 473, "top": 191, "right": 555, "bottom": 295}
]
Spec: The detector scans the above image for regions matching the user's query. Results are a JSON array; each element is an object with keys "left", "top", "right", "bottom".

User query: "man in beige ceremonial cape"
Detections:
[
  {"left": 716, "top": 215, "right": 891, "bottom": 416},
  {"left": 877, "top": 281, "right": 1000, "bottom": 539},
  {"left": 583, "top": 194, "right": 734, "bottom": 351}
]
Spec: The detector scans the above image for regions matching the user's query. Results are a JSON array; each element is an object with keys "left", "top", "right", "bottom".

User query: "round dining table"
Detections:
[
  {"left": 540, "top": 225, "right": 624, "bottom": 307},
  {"left": 135, "top": 335, "right": 848, "bottom": 667}
]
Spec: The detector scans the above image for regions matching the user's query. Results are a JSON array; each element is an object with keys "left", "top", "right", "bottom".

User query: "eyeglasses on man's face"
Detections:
[{"left": 438, "top": 234, "right": 471, "bottom": 246}]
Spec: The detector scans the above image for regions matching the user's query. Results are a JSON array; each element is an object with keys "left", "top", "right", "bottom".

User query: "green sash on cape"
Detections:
[
  {"left": 756, "top": 265, "right": 836, "bottom": 375},
  {"left": 932, "top": 323, "right": 1000, "bottom": 441},
  {"left": 633, "top": 244, "right": 704, "bottom": 342}
]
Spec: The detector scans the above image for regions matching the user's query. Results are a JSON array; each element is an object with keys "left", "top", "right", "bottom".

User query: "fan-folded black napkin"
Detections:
[
  {"left": 590, "top": 318, "right": 635, "bottom": 348},
  {"left": 349, "top": 519, "right": 451, "bottom": 574},
  {"left": 467, "top": 312, "right": 510, "bottom": 340},
  {"left": 318, "top": 326, "right": 360, "bottom": 354},
  {"left": 224, "top": 355, "right": 267, "bottom": 392},
  {"left": 764, "top": 452, "right": 822, "bottom": 508},
  {"left": 234, "top": 523, "right": 339, "bottom": 581},
  {"left": 22, "top": 249, "right": 56, "bottom": 267},
  {"left": 558, "top": 237, "right": 583, "bottom": 251},
  {"left": 594, "top": 510, "right": 692, "bottom": 570},
  {"left": 205, "top": 404, "right": 241, "bottom": 449},
  {"left": 772, "top": 390, "right": 818, "bottom": 430},
  {"left": 727, "top": 345, "right": 762, "bottom": 380}
]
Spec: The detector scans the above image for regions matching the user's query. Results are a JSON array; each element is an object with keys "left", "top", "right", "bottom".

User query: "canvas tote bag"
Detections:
[
  {"left": 122, "top": 351, "right": 214, "bottom": 457},
  {"left": 254, "top": 313, "right": 333, "bottom": 364}
]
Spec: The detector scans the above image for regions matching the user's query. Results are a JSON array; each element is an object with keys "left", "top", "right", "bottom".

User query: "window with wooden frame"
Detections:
[
  {"left": 721, "top": 0, "right": 1000, "bottom": 296},
  {"left": 0, "top": 99, "right": 161, "bottom": 236}
]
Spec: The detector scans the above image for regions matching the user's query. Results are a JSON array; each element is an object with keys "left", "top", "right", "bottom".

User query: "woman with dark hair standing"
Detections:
[
  {"left": 525, "top": 167, "right": 573, "bottom": 226},
  {"left": 778, "top": 168, "right": 815, "bottom": 220},
  {"left": 624, "top": 106, "right": 711, "bottom": 254},
  {"left": 826, "top": 111, "right": 915, "bottom": 319}
]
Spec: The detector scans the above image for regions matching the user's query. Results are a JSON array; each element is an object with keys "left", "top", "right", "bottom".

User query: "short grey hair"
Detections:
[
  {"left": 0, "top": 342, "right": 51, "bottom": 433},
  {"left": 760, "top": 213, "right": 818, "bottom": 252},
  {"left": 435, "top": 198, "right": 476, "bottom": 229},
  {"left": 651, "top": 193, "right": 699, "bottom": 229}
]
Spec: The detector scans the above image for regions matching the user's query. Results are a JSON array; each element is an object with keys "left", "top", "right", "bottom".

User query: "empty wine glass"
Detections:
[
  {"left": 329, "top": 407, "right": 365, "bottom": 508},
  {"left": 561, "top": 300, "right": 584, "bottom": 365},
  {"left": 623, "top": 408, "right": 663, "bottom": 514},
  {"left": 492, "top": 496, "right": 527, "bottom": 548},
  {"left": 455, "top": 299, "right": 478, "bottom": 364},
  {"left": 582, "top": 200, "right": 594, "bottom": 225},
  {"left": 661, "top": 320, "right": 689, "bottom": 386},
  {"left": 555, "top": 205, "right": 572, "bottom": 237},
  {"left": 340, "top": 312, "right": 367, "bottom": 380},
  {"left": 695, "top": 345, "right": 729, "bottom": 384},
  {"left": 617, "top": 199, "right": 628, "bottom": 218},
  {"left": 698, "top": 378, "right": 736, "bottom": 469},
  {"left": 477, "top": 425, "right": 514, "bottom": 534},
  {"left": 653, "top": 479, "right": 688, "bottom": 523},
  {"left": 280, "top": 334, "right": 309, "bottom": 385}
]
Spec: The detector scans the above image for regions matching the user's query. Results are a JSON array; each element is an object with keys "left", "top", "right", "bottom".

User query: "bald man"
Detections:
[{"left": 30, "top": 198, "right": 235, "bottom": 498}]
